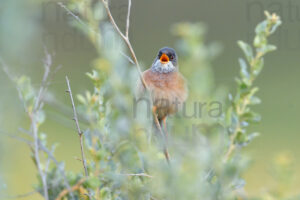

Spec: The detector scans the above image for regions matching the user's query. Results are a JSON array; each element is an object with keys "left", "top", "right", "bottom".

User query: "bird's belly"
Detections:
[{"left": 151, "top": 87, "right": 185, "bottom": 118}]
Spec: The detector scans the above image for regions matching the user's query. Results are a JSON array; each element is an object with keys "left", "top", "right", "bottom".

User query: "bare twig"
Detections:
[
  {"left": 100, "top": 0, "right": 147, "bottom": 88},
  {"left": 125, "top": 0, "right": 132, "bottom": 38},
  {"left": 58, "top": 0, "right": 169, "bottom": 162},
  {"left": 65, "top": 76, "right": 89, "bottom": 177},
  {"left": 101, "top": 0, "right": 170, "bottom": 162},
  {"left": 12, "top": 130, "right": 75, "bottom": 200},
  {"left": 39, "top": 143, "right": 75, "bottom": 200},
  {"left": 57, "top": 3, "right": 89, "bottom": 31},
  {"left": 0, "top": 191, "right": 38, "bottom": 199},
  {"left": 55, "top": 178, "right": 86, "bottom": 200},
  {"left": 29, "top": 50, "right": 55, "bottom": 200},
  {"left": 0, "top": 57, "right": 27, "bottom": 111},
  {"left": 121, "top": 173, "right": 153, "bottom": 178},
  {"left": 120, "top": 51, "right": 135, "bottom": 65},
  {"left": 57, "top": 2, "right": 99, "bottom": 40},
  {"left": 1, "top": 52, "right": 76, "bottom": 199}
]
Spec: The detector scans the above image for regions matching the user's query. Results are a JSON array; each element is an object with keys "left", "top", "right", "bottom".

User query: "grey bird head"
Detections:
[{"left": 151, "top": 47, "right": 178, "bottom": 73}]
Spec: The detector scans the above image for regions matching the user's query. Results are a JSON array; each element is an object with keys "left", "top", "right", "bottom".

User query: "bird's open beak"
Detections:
[{"left": 160, "top": 53, "right": 169, "bottom": 64}]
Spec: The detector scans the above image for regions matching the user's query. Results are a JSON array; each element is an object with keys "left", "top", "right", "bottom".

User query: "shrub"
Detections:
[{"left": 2, "top": 1, "right": 294, "bottom": 200}]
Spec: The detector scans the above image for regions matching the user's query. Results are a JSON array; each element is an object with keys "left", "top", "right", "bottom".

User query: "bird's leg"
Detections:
[
  {"left": 152, "top": 106, "right": 163, "bottom": 137},
  {"left": 162, "top": 116, "right": 168, "bottom": 142},
  {"left": 152, "top": 106, "right": 170, "bottom": 163}
]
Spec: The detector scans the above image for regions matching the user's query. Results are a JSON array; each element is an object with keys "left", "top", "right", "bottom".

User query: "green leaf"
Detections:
[
  {"left": 16, "top": 75, "right": 35, "bottom": 104},
  {"left": 232, "top": 178, "right": 246, "bottom": 190},
  {"left": 226, "top": 107, "right": 233, "bottom": 126},
  {"left": 86, "top": 70, "right": 100, "bottom": 81},
  {"left": 247, "top": 132, "right": 260, "bottom": 142},
  {"left": 86, "top": 176, "right": 101, "bottom": 189},
  {"left": 269, "top": 20, "right": 282, "bottom": 34},
  {"left": 77, "top": 94, "right": 87, "bottom": 105},
  {"left": 249, "top": 87, "right": 259, "bottom": 96},
  {"left": 235, "top": 131, "right": 247, "bottom": 145},
  {"left": 249, "top": 96, "right": 261, "bottom": 105},
  {"left": 259, "top": 44, "right": 277, "bottom": 54},
  {"left": 238, "top": 41, "right": 253, "bottom": 63},
  {"left": 239, "top": 58, "right": 250, "bottom": 80},
  {"left": 255, "top": 21, "right": 268, "bottom": 35},
  {"left": 242, "top": 111, "right": 261, "bottom": 123},
  {"left": 253, "top": 34, "right": 266, "bottom": 48},
  {"left": 36, "top": 110, "right": 46, "bottom": 125},
  {"left": 252, "top": 58, "right": 264, "bottom": 76}
]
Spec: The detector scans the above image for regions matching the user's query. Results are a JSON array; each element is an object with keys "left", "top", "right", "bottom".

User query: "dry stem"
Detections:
[
  {"left": 101, "top": 0, "right": 170, "bottom": 163},
  {"left": 55, "top": 178, "right": 86, "bottom": 200},
  {"left": 65, "top": 76, "right": 89, "bottom": 177}
]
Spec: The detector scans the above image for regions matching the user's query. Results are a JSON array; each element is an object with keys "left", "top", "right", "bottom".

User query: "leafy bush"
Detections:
[{"left": 3, "top": 1, "right": 298, "bottom": 200}]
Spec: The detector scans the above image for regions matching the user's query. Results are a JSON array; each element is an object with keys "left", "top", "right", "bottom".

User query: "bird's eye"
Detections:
[
  {"left": 158, "top": 52, "right": 162, "bottom": 58},
  {"left": 169, "top": 55, "right": 174, "bottom": 60}
]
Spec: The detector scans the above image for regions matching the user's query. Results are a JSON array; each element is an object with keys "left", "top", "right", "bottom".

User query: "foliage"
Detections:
[
  {"left": 224, "top": 12, "right": 282, "bottom": 161},
  {"left": 3, "top": 1, "right": 299, "bottom": 199}
]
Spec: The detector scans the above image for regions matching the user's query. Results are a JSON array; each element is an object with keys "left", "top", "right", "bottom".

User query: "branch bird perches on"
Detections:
[{"left": 100, "top": 0, "right": 170, "bottom": 163}]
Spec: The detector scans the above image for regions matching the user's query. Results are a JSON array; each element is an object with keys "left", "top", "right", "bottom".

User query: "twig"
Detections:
[
  {"left": 0, "top": 57, "right": 27, "bottom": 111},
  {"left": 55, "top": 178, "right": 86, "bottom": 200},
  {"left": 121, "top": 173, "right": 153, "bottom": 178},
  {"left": 57, "top": 2, "right": 84, "bottom": 25},
  {"left": 100, "top": 0, "right": 147, "bottom": 88},
  {"left": 0, "top": 52, "right": 76, "bottom": 200},
  {"left": 101, "top": 0, "right": 170, "bottom": 162},
  {"left": 58, "top": 0, "right": 169, "bottom": 162},
  {"left": 38, "top": 142, "right": 75, "bottom": 199},
  {"left": 29, "top": 50, "right": 57, "bottom": 200},
  {"left": 125, "top": 0, "right": 132, "bottom": 38},
  {"left": 120, "top": 51, "right": 135, "bottom": 65},
  {"left": 224, "top": 12, "right": 281, "bottom": 162},
  {"left": 31, "top": 49, "right": 60, "bottom": 200},
  {"left": 4, "top": 128, "right": 75, "bottom": 200},
  {"left": 1, "top": 191, "right": 38, "bottom": 199},
  {"left": 65, "top": 76, "right": 89, "bottom": 177}
]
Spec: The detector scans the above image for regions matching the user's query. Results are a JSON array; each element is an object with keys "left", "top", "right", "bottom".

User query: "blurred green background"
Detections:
[{"left": 1, "top": 0, "right": 300, "bottom": 199}]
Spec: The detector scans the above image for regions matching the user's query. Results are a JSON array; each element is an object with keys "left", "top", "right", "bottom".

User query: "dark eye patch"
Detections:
[
  {"left": 158, "top": 52, "right": 162, "bottom": 58},
  {"left": 169, "top": 54, "right": 175, "bottom": 60}
]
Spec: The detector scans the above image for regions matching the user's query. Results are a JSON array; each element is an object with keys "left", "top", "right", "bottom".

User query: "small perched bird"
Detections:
[{"left": 137, "top": 47, "right": 188, "bottom": 141}]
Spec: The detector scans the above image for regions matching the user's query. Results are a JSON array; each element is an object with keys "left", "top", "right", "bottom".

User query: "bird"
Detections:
[{"left": 136, "top": 47, "right": 188, "bottom": 160}]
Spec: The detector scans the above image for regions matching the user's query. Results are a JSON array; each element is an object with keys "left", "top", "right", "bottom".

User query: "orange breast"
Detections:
[{"left": 143, "top": 69, "right": 188, "bottom": 118}]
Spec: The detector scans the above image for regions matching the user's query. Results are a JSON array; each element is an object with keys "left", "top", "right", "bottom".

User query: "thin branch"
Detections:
[
  {"left": 55, "top": 178, "right": 86, "bottom": 200},
  {"left": 125, "top": 0, "right": 132, "bottom": 38},
  {"left": 100, "top": 0, "right": 169, "bottom": 162},
  {"left": 0, "top": 57, "right": 27, "bottom": 111},
  {"left": 57, "top": 2, "right": 84, "bottom": 25},
  {"left": 6, "top": 134, "right": 32, "bottom": 146},
  {"left": 57, "top": 2, "right": 97, "bottom": 36},
  {"left": 6, "top": 128, "right": 75, "bottom": 200},
  {"left": 101, "top": 0, "right": 126, "bottom": 40},
  {"left": 33, "top": 50, "right": 51, "bottom": 112},
  {"left": 29, "top": 51, "right": 55, "bottom": 200},
  {"left": 100, "top": 0, "right": 146, "bottom": 88},
  {"left": 59, "top": 0, "right": 169, "bottom": 162},
  {"left": 1, "top": 52, "right": 75, "bottom": 199},
  {"left": 1, "top": 191, "right": 38, "bottom": 199},
  {"left": 120, "top": 51, "right": 135, "bottom": 65},
  {"left": 16, "top": 132, "right": 75, "bottom": 200},
  {"left": 120, "top": 173, "right": 153, "bottom": 178},
  {"left": 39, "top": 143, "right": 75, "bottom": 200},
  {"left": 65, "top": 76, "right": 89, "bottom": 177},
  {"left": 31, "top": 87, "right": 49, "bottom": 200}
]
